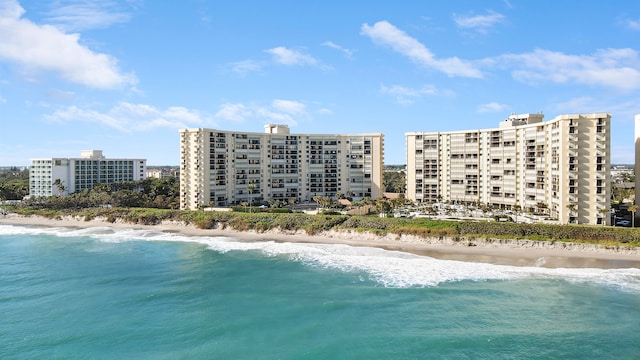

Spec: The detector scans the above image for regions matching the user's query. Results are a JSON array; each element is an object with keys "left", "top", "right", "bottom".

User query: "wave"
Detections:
[{"left": 2, "top": 224, "right": 640, "bottom": 291}]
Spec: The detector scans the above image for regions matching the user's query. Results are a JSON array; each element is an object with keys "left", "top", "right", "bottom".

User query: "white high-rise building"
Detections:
[
  {"left": 179, "top": 125, "right": 384, "bottom": 210},
  {"left": 29, "top": 150, "right": 147, "bottom": 197},
  {"left": 406, "top": 113, "right": 611, "bottom": 225}
]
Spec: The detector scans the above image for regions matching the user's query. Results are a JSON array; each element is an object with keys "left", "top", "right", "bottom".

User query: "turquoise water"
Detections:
[{"left": 1, "top": 225, "right": 640, "bottom": 359}]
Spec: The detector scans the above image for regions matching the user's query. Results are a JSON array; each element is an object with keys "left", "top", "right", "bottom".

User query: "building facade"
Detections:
[
  {"left": 635, "top": 114, "right": 640, "bottom": 212},
  {"left": 147, "top": 167, "right": 179, "bottom": 179},
  {"left": 29, "top": 150, "right": 147, "bottom": 197},
  {"left": 406, "top": 113, "right": 611, "bottom": 225},
  {"left": 179, "top": 125, "right": 384, "bottom": 210}
]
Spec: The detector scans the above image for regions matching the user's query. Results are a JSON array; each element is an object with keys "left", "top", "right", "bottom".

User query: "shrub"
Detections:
[
  {"left": 193, "top": 216, "right": 216, "bottom": 229},
  {"left": 12, "top": 206, "right": 640, "bottom": 248},
  {"left": 339, "top": 216, "right": 394, "bottom": 231},
  {"left": 228, "top": 216, "right": 249, "bottom": 231},
  {"left": 269, "top": 208, "right": 293, "bottom": 213},
  {"left": 304, "top": 215, "right": 349, "bottom": 235},
  {"left": 254, "top": 221, "right": 272, "bottom": 233},
  {"left": 271, "top": 214, "right": 309, "bottom": 231},
  {"left": 83, "top": 212, "right": 95, "bottom": 221}
]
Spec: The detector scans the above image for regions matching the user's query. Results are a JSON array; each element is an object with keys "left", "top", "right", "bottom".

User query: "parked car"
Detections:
[{"left": 616, "top": 220, "right": 631, "bottom": 226}]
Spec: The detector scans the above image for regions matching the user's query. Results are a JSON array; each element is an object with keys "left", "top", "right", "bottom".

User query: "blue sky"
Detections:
[{"left": 1, "top": 0, "right": 640, "bottom": 166}]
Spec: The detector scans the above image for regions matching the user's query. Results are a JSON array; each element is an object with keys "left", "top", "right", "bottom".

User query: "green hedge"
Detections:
[{"left": 455, "top": 221, "right": 640, "bottom": 245}]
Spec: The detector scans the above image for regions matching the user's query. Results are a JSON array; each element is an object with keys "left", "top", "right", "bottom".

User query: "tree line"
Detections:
[
  {"left": 0, "top": 167, "right": 29, "bottom": 200},
  {"left": 20, "top": 177, "right": 179, "bottom": 210}
]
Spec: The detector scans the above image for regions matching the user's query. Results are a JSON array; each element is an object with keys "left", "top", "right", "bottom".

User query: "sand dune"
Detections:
[{"left": 2, "top": 213, "right": 640, "bottom": 269}]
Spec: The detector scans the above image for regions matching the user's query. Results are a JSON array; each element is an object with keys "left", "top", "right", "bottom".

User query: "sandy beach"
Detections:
[{"left": 2, "top": 213, "right": 640, "bottom": 269}]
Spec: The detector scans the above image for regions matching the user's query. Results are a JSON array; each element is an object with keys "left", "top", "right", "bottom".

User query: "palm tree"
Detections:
[
  {"left": 52, "top": 179, "right": 66, "bottom": 196},
  {"left": 629, "top": 205, "right": 638, "bottom": 227},
  {"left": 598, "top": 207, "right": 610, "bottom": 226},
  {"left": 566, "top": 203, "right": 576, "bottom": 224},
  {"left": 512, "top": 202, "right": 521, "bottom": 223},
  {"left": 313, "top": 196, "right": 321, "bottom": 210},
  {"left": 247, "top": 183, "right": 255, "bottom": 213},
  {"left": 375, "top": 197, "right": 391, "bottom": 216},
  {"left": 536, "top": 201, "right": 548, "bottom": 216},
  {"left": 361, "top": 197, "right": 373, "bottom": 206},
  {"left": 346, "top": 190, "right": 354, "bottom": 201}
]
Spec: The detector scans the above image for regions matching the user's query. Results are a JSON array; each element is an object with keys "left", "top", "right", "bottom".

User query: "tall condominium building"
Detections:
[
  {"left": 179, "top": 125, "right": 384, "bottom": 210},
  {"left": 635, "top": 114, "right": 640, "bottom": 211},
  {"left": 29, "top": 150, "right": 147, "bottom": 197},
  {"left": 406, "top": 113, "right": 611, "bottom": 225}
]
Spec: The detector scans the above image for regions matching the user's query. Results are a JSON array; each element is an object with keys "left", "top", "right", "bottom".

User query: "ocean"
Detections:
[{"left": 1, "top": 224, "right": 640, "bottom": 359}]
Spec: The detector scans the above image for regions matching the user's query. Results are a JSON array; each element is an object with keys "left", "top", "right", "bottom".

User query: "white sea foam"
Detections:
[{"left": 2, "top": 224, "right": 640, "bottom": 291}]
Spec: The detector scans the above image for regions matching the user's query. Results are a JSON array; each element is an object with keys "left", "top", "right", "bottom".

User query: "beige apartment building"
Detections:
[
  {"left": 180, "top": 125, "right": 384, "bottom": 210},
  {"left": 634, "top": 114, "right": 640, "bottom": 212},
  {"left": 406, "top": 113, "right": 611, "bottom": 225}
]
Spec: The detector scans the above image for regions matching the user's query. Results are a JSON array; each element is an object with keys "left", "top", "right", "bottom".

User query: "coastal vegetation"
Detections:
[
  {"left": 383, "top": 169, "right": 406, "bottom": 193},
  {"left": 8, "top": 206, "right": 640, "bottom": 248},
  {"left": 4, "top": 167, "right": 639, "bottom": 249},
  {"left": 18, "top": 177, "right": 180, "bottom": 209},
  {"left": 0, "top": 167, "right": 29, "bottom": 200}
]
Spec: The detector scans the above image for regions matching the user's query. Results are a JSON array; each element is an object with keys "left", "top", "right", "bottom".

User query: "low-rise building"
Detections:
[
  {"left": 147, "top": 167, "right": 179, "bottom": 179},
  {"left": 29, "top": 150, "right": 146, "bottom": 197}
]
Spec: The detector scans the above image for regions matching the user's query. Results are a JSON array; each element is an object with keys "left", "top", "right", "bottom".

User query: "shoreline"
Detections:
[{"left": 2, "top": 213, "right": 640, "bottom": 269}]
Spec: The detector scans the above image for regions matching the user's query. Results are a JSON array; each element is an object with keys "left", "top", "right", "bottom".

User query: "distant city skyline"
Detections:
[{"left": 1, "top": 1, "right": 640, "bottom": 166}]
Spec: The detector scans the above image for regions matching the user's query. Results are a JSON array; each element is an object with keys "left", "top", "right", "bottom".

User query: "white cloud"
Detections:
[
  {"left": 322, "top": 41, "right": 354, "bottom": 58},
  {"left": 261, "top": 99, "right": 308, "bottom": 126},
  {"left": 44, "top": 0, "right": 132, "bottom": 32},
  {"left": 230, "top": 60, "right": 262, "bottom": 75},
  {"left": 46, "top": 88, "right": 76, "bottom": 101},
  {"left": 255, "top": 108, "right": 298, "bottom": 126},
  {"left": 0, "top": 0, "right": 21, "bottom": 18},
  {"left": 272, "top": 99, "right": 305, "bottom": 114},
  {"left": 380, "top": 84, "right": 450, "bottom": 105},
  {"left": 552, "top": 96, "right": 595, "bottom": 112},
  {"left": 501, "top": 48, "right": 640, "bottom": 92},
  {"left": 44, "top": 102, "right": 208, "bottom": 132},
  {"left": 215, "top": 103, "right": 252, "bottom": 123},
  {"left": 477, "top": 102, "right": 508, "bottom": 113},
  {"left": 215, "top": 99, "right": 309, "bottom": 126},
  {"left": 453, "top": 11, "right": 505, "bottom": 33},
  {"left": 361, "top": 20, "right": 482, "bottom": 78},
  {"left": 625, "top": 19, "right": 640, "bottom": 30},
  {"left": 361, "top": 20, "right": 640, "bottom": 92},
  {"left": 265, "top": 46, "right": 318, "bottom": 66},
  {"left": 234, "top": 46, "right": 329, "bottom": 74},
  {"left": 0, "top": 0, "right": 136, "bottom": 89},
  {"left": 550, "top": 97, "right": 637, "bottom": 124}
]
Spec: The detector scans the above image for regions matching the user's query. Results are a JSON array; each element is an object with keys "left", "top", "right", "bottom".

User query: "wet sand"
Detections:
[{"left": 1, "top": 213, "right": 640, "bottom": 269}]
